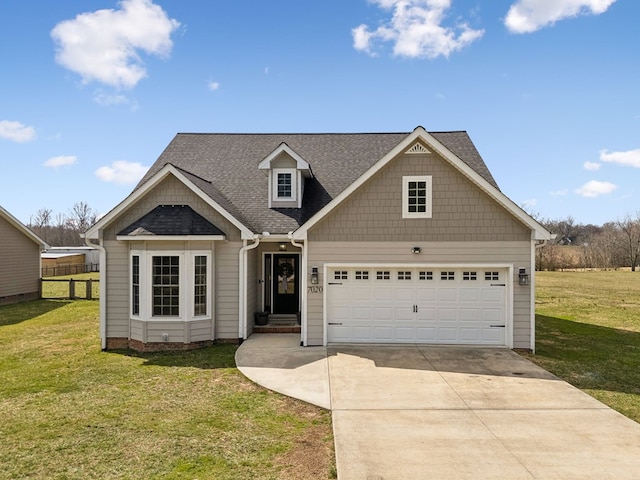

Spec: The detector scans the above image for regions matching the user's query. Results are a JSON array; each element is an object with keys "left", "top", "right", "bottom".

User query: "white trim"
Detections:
[
  {"left": 272, "top": 168, "right": 297, "bottom": 202},
  {"left": 322, "top": 262, "right": 513, "bottom": 348},
  {"left": 117, "top": 235, "right": 225, "bottom": 241},
  {"left": 129, "top": 249, "right": 213, "bottom": 322},
  {"left": 402, "top": 175, "right": 432, "bottom": 219},
  {"left": 293, "top": 127, "right": 551, "bottom": 241},
  {"left": 85, "top": 164, "right": 254, "bottom": 240},
  {"left": 529, "top": 241, "right": 536, "bottom": 353},
  {"left": 258, "top": 142, "right": 312, "bottom": 172}
]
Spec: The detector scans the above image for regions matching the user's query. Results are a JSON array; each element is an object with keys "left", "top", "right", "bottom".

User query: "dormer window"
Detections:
[
  {"left": 259, "top": 143, "right": 313, "bottom": 209},
  {"left": 276, "top": 170, "right": 294, "bottom": 199}
]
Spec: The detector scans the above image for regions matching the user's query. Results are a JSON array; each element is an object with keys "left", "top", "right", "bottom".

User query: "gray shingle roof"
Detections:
[
  {"left": 118, "top": 205, "right": 225, "bottom": 237},
  {"left": 136, "top": 131, "right": 498, "bottom": 234}
]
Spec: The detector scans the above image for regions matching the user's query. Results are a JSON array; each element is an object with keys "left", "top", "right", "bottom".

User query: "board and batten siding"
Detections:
[
  {"left": 0, "top": 215, "right": 41, "bottom": 301},
  {"left": 306, "top": 241, "right": 533, "bottom": 349}
]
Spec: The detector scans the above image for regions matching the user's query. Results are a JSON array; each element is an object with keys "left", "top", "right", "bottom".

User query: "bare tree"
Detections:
[
  {"left": 616, "top": 212, "right": 640, "bottom": 271},
  {"left": 30, "top": 208, "right": 52, "bottom": 229}
]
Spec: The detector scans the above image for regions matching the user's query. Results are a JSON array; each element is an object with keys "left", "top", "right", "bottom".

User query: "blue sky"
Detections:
[{"left": 1, "top": 0, "right": 638, "bottom": 227}]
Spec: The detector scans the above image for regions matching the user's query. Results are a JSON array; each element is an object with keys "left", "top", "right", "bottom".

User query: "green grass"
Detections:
[
  {"left": 0, "top": 300, "right": 334, "bottom": 479},
  {"left": 41, "top": 272, "right": 100, "bottom": 300},
  {"left": 524, "top": 270, "right": 640, "bottom": 423}
]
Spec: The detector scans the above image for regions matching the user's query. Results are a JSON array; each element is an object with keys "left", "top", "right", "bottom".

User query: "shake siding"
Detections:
[
  {"left": 305, "top": 151, "right": 534, "bottom": 348},
  {"left": 310, "top": 152, "right": 530, "bottom": 242},
  {"left": 0, "top": 216, "right": 40, "bottom": 299}
]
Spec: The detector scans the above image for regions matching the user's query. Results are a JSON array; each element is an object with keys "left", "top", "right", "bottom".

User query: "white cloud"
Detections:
[
  {"left": 600, "top": 148, "right": 640, "bottom": 168},
  {"left": 44, "top": 155, "right": 77, "bottom": 168},
  {"left": 95, "top": 160, "right": 149, "bottom": 184},
  {"left": 550, "top": 189, "right": 569, "bottom": 196},
  {"left": 505, "top": 0, "right": 617, "bottom": 34},
  {"left": 51, "top": 0, "right": 180, "bottom": 89},
  {"left": 583, "top": 161, "right": 601, "bottom": 171},
  {"left": 575, "top": 180, "right": 617, "bottom": 198},
  {"left": 352, "top": 0, "right": 484, "bottom": 59},
  {"left": 0, "top": 120, "right": 36, "bottom": 142},
  {"left": 208, "top": 81, "right": 220, "bottom": 91},
  {"left": 521, "top": 198, "right": 538, "bottom": 208},
  {"left": 93, "top": 91, "right": 131, "bottom": 106}
]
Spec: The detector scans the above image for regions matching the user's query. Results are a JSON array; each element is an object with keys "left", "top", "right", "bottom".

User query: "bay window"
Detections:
[{"left": 131, "top": 250, "right": 211, "bottom": 320}]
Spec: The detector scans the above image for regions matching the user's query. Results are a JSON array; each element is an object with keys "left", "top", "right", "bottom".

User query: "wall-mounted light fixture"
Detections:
[
  {"left": 411, "top": 246, "right": 422, "bottom": 254},
  {"left": 279, "top": 242, "right": 287, "bottom": 251},
  {"left": 518, "top": 267, "right": 529, "bottom": 286},
  {"left": 311, "top": 266, "right": 319, "bottom": 284}
]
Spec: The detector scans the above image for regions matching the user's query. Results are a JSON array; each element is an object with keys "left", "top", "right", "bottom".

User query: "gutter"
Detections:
[
  {"left": 288, "top": 232, "right": 306, "bottom": 346},
  {"left": 83, "top": 233, "right": 107, "bottom": 351},
  {"left": 238, "top": 234, "right": 262, "bottom": 344}
]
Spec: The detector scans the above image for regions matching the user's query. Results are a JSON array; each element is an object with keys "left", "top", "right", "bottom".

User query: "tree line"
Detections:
[
  {"left": 535, "top": 212, "right": 640, "bottom": 272},
  {"left": 28, "top": 202, "right": 640, "bottom": 272},
  {"left": 29, "top": 202, "right": 99, "bottom": 247}
]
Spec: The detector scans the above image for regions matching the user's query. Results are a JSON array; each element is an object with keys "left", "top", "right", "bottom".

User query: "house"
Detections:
[
  {"left": 84, "top": 127, "right": 551, "bottom": 352},
  {"left": 0, "top": 206, "right": 48, "bottom": 306}
]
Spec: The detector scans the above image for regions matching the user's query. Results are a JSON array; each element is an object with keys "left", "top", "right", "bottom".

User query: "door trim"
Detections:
[{"left": 262, "top": 252, "right": 301, "bottom": 314}]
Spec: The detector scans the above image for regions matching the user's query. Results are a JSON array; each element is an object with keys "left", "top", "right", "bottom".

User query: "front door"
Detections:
[{"left": 272, "top": 254, "right": 300, "bottom": 314}]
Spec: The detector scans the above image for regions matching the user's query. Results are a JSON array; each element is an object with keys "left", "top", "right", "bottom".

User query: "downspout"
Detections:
[
  {"left": 288, "top": 232, "right": 306, "bottom": 346},
  {"left": 238, "top": 235, "right": 261, "bottom": 344},
  {"left": 84, "top": 233, "right": 107, "bottom": 351}
]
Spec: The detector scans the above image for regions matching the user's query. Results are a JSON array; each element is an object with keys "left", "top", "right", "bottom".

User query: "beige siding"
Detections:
[
  {"left": 245, "top": 247, "right": 258, "bottom": 335},
  {"left": 104, "top": 240, "right": 130, "bottom": 338},
  {"left": 215, "top": 241, "right": 241, "bottom": 339},
  {"left": 309, "top": 152, "right": 530, "bottom": 242},
  {"left": 306, "top": 241, "right": 533, "bottom": 349},
  {"left": 0, "top": 216, "right": 41, "bottom": 300},
  {"left": 101, "top": 176, "right": 244, "bottom": 343}
]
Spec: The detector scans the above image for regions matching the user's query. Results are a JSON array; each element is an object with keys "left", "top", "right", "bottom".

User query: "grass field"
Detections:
[
  {"left": 525, "top": 270, "right": 640, "bottom": 423},
  {"left": 0, "top": 300, "right": 335, "bottom": 480}
]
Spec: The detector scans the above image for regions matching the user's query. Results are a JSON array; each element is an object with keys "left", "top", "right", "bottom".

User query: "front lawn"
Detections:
[
  {"left": 0, "top": 300, "right": 335, "bottom": 479},
  {"left": 525, "top": 270, "right": 640, "bottom": 423}
]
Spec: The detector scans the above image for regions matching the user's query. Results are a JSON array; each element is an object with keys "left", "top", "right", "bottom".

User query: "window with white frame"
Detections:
[
  {"left": 402, "top": 175, "right": 432, "bottom": 218},
  {"left": 131, "top": 250, "right": 211, "bottom": 320},
  {"left": 272, "top": 168, "right": 297, "bottom": 202}
]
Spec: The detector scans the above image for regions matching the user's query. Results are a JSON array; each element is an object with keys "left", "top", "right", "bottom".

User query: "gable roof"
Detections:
[
  {"left": 0, "top": 205, "right": 48, "bottom": 249},
  {"left": 135, "top": 130, "right": 500, "bottom": 235}
]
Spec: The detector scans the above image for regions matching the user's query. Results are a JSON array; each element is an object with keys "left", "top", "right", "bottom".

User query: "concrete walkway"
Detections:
[{"left": 236, "top": 334, "right": 640, "bottom": 479}]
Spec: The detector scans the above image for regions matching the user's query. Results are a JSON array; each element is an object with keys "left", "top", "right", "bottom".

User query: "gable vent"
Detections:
[{"left": 406, "top": 143, "right": 430, "bottom": 154}]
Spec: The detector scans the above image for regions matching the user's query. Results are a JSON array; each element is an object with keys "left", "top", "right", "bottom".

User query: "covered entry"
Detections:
[{"left": 325, "top": 265, "right": 510, "bottom": 345}]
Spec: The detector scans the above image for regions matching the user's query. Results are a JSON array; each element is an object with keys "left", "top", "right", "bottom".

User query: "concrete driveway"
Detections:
[{"left": 236, "top": 334, "right": 640, "bottom": 479}]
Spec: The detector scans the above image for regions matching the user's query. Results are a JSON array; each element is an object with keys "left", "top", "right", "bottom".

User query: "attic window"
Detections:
[{"left": 402, "top": 175, "right": 432, "bottom": 219}]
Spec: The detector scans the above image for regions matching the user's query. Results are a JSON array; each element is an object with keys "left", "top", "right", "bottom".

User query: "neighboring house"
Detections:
[
  {"left": 84, "top": 127, "right": 551, "bottom": 352},
  {"left": 0, "top": 206, "right": 48, "bottom": 306}
]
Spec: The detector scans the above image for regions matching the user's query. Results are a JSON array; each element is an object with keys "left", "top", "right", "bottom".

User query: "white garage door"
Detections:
[{"left": 326, "top": 267, "right": 507, "bottom": 345}]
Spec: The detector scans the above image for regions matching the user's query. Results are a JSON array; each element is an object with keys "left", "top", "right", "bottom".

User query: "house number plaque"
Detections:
[{"left": 307, "top": 286, "right": 323, "bottom": 294}]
